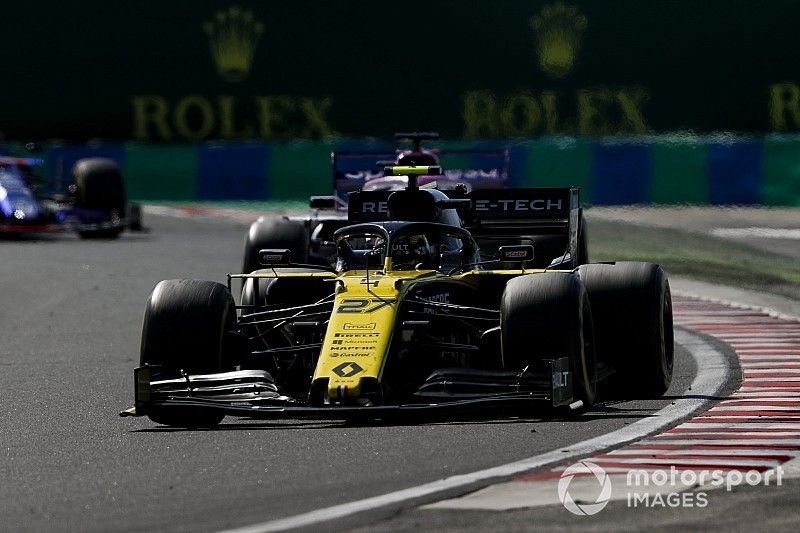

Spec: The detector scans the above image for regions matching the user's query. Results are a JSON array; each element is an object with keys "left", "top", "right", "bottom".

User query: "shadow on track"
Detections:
[{"left": 127, "top": 397, "right": 701, "bottom": 433}]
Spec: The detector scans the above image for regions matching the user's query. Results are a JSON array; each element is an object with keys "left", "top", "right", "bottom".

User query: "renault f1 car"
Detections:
[
  {"left": 0, "top": 156, "right": 140, "bottom": 237},
  {"left": 241, "top": 132, "right": 510, "bottom": 273},
  {"left": 122, "top": 166, "right": 674, "bottom": 427}
]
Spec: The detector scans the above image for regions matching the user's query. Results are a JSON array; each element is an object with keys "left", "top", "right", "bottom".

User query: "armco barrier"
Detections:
[{"left": 5, "top": 136, "right": 800, "bottom": 206}]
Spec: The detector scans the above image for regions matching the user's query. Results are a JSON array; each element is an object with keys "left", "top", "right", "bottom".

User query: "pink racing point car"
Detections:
[{"left": 241, "top": 132, "right": 509, "bottom": 272}]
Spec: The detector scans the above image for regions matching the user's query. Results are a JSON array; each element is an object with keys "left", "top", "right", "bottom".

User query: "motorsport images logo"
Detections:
[
  {"left": 558, "top": 460, "right": 612, "bottom": 516},
  {"left": 558, "top": 460, "right": 785, "bottom": 515}
]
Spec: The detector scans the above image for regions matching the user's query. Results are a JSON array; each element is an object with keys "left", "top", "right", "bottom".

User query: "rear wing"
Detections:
[
  {"left": 348, "top": 187, "right": 577, "bottom": 222},
  {"left": 348, "top": 187, "right": 583, "bottom": 267},
  {"left": 464, "top": 187, "right": 582, "bottom": 267},
  {"left": 463, "top": 187, "right": 575, "bottom": 228},
  {"left": 331, "top": 148, "right": 509, "bottom": 206}
]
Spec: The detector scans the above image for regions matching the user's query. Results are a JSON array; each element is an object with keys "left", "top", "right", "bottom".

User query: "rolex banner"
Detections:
[{"left": 2, "top": 0, "right": 800, "bottom": 142}]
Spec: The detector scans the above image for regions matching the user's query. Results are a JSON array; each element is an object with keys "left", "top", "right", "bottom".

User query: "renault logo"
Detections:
[{"left": 332, "top": 362, "right": 364, "bottom": 378}]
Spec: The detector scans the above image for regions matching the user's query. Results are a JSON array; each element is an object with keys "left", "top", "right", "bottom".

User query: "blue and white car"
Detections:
[{"left": 0, "top": 156, "right": 140, "bottom": 238}]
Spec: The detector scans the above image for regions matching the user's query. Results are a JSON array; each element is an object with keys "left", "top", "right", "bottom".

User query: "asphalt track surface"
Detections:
[{"left": 0, "top": 213, "right": 711, "bottom": 533}]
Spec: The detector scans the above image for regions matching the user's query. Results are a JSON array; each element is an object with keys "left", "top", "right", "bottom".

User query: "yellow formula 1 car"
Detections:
[{"left": 122, "top": 166, "right": 673, "bottom": 427}]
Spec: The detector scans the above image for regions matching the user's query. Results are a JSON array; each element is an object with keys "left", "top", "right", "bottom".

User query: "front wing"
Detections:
[{"left": 120, "top": 358, "right": 581, "bottom": 422}]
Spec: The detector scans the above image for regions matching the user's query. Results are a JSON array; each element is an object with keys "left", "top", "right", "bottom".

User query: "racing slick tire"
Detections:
[
  {"left": 578, "top": 262, "right": 674, "bottom": 398},
  {"left": 72, "top": 158, "right": 127, "bottom": 239},
  {"left": 242, "top": 217, "right": 308, "bottom": 274},
  {"left": 500, "top": 272, "right": 597, "bottom": 408},
  {"left": 140, "top": 279, "right": 237, "bottom": 428}
]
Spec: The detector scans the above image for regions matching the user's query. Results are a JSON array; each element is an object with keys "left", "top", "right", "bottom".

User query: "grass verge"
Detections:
[{"left": 588, "top": 218, "right": 800, "bottom": 301}]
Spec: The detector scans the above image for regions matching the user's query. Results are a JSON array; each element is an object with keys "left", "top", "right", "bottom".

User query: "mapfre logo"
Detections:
[
  {"left": 204, "top": 6, "right": 264, "bottom": 82},
  {"left": 530, "top": 2, "right": 587, "bottom": 79},
  {"left": 558, "top": 460, "right": 612, "bottom": 516},
  {"left": 343, "top": 322, "right": 376, "bottom": 331}
]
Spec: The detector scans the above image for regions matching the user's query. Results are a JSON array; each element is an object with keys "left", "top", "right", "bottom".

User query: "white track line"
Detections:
[
  {"left": 709, "top": 407, "right": 800, "bottom": 412},
  {"left": 636, "top": 439, "right": 800, "bottom": 446},
  {"left": 681, "top": 423, "right": 800, "bottom": 429},
  {"left": 217, "top": 328, "right": 727, "bottom": 533},
  {"left": 610, "top": 450, "right": 800, "bottom": 457},
  {"left": 652, "top": 432, "right": 800, "bottom": 437},
  {"left": 721, "top": 398, "right": 800, "bottom": 402},
  {"left": 589, "top": 457, "right": 781, "bottom": 468}
]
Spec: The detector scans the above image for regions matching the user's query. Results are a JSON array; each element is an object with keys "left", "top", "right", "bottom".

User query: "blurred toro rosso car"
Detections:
[
  {"left": 122, "top": 165, "right": 673, "bottom": 428},
  {"left": 241, "top": 132, "right": 511, "bottom": 273},
  {"left": 0, "top": 156, "right": 140, "bottom": 238}
]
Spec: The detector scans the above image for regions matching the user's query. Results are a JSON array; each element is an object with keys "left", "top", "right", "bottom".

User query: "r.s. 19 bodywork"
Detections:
[{"left": 122, "top": 166, "right": 674, "bottom": 427}]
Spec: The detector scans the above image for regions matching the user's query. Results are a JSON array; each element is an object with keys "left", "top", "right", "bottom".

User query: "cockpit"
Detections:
[{"left": 334, "top": 222, "right": 479, "bottom": 273}]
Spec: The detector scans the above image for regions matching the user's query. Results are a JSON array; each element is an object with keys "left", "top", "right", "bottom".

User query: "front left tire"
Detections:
[{"left": 140, "top": 279, "right": 237, "bottom": 427}]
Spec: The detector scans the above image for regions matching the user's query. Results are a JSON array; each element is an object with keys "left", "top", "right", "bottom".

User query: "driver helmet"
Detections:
[
  {"left": 395, "top": 150, "right": 440, "bottom": 167},
  {"left": 391, "top": 234, "right": 435, "bottom": 270}
]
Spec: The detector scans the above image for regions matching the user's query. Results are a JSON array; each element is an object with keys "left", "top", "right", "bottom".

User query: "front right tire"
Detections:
[
  {"left": 578, "top": 262, "right": 674, "bottom": 398},
  {"left": 500, "top": 272, "right": 597, "bottom": 408}
]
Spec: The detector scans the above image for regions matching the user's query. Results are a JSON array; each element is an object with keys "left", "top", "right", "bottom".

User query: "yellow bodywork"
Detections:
[
  {"left": 232, "top": 266, "right": 556, "bottom": 401},
  {"left": 314, "top": 270, "right": 402, "bottom": 398}
]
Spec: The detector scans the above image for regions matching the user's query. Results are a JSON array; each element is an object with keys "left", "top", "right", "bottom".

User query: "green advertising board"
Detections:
[{"left": 3, "top": 1, "right": 800, "bottom": 142}]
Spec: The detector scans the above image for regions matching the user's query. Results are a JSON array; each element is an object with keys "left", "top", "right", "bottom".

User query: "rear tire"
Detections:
[
  {"left": 72, "top": 158, "right": 127, "bottom": 239},
  {"left": 501, "top": 273, "right": 596, "bottom": 408},
  {"left": 578, "top": 262, "right": 674, "bottom": 398},
  {"left": 242, "top": 217, "right": 308, "bottom": 274},
  {"left": 140, "top": 279, "right": 237, "bottom": 427}
]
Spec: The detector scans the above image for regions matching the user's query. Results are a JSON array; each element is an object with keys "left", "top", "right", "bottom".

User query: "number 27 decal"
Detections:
[{"left": 336, "top": 298, "right": 396, "bottom": 314}]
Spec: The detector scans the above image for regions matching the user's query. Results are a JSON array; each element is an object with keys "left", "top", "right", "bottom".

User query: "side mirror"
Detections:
[
  {"left": 258, "top": 248, "right": 292, "bottom": 266},
  {"left": 498, "top": 245, "right": 534, "bottom": 262}
]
